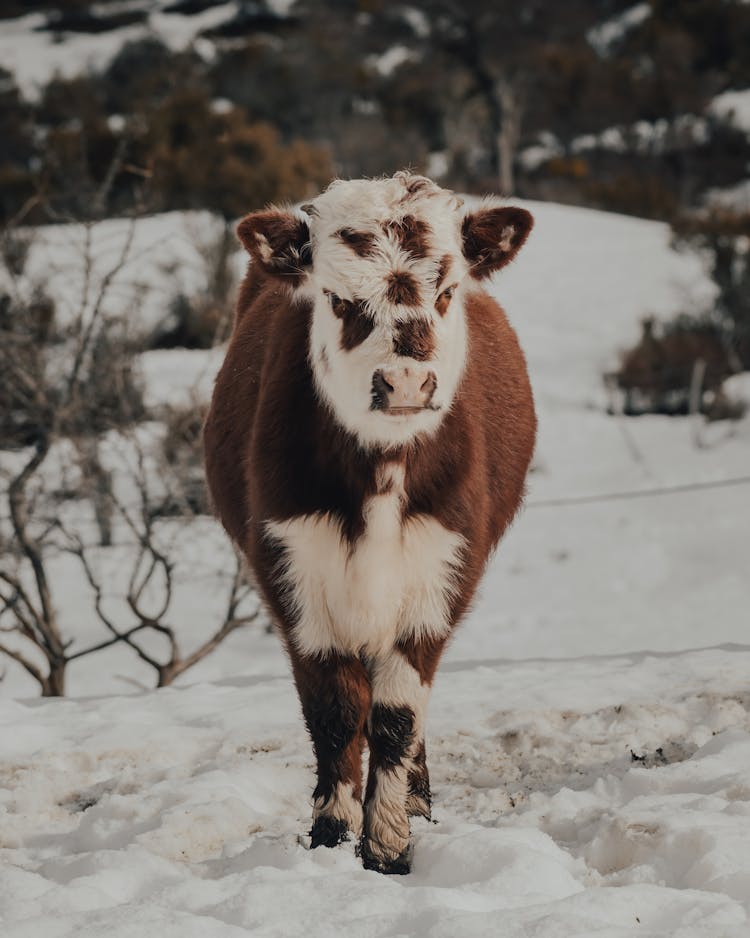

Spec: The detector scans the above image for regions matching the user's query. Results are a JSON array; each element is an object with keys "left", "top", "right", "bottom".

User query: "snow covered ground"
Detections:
[
  {"left": 0, "top": 210, "right": 243, "bottom": 336},
  {"left": 1, "top": 200, "right": 749, "bottom": 935},
  {"left": 0, "top": 1, "right": 298, "bottom": 99},
  {"left": 3, "top": 648, "right": 750, "bottom": 937},
  {"left": 0, "top": 3, "right": 227, "bottom": 99}
]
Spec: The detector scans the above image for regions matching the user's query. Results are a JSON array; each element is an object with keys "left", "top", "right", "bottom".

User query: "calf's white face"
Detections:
[{"left": 237, "top": 173, "right": 533, "bottom": 449}]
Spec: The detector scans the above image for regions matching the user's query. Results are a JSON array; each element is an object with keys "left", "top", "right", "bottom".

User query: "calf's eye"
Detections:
[
  {"left": 325, "top": 292, "right": 347, "bottom": 316},
  {"left": 435, "top": 283, "right": 457, "bottom": 317}
]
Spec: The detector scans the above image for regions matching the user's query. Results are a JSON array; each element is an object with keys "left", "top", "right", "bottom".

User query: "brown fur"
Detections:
[
  {"left": 296, "top": 652, "right": 371, "bottom": 807},
  {"left": 462, "top": 207, "right": 533, "bottom": 280},
  {"left": 392, "top": 318, "right": 435, "bottom": 361},
  {"left": 384, "top": 215, "right": 431, "bottom": 259},
  {"left": 434, "top": 286, "right": 453, "bottom": 317},
  {"left": 237, "top": 211, "right": 311, "bottom": 285},
  {"left": 337, "top": 228, "right": 377, "bottom": 257},
  {"left": 434, "top": 253, "right": 452, "bottom": 289},
  {"left": 332, "top": 297, "right": 376, "bottom": 351},
  {"left": 385, "top": 270, "right": 421, "bottom": 307}
]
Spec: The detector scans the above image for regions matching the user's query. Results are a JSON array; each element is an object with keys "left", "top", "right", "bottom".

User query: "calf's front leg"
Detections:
[
  {"left": 290, "top": 650, "right": 371, "bottom": 847},
  {"left": 361, "top": 642, "right": 439, "bottom": 873}
]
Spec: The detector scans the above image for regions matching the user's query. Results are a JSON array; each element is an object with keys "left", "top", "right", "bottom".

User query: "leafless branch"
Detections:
[
  {"left": 154, "top": 549, "right": 260, "bottom": 687},
  {"left": 67, "top": 214, "right": 138, "bottom": 401},
  {"left": 7, "top": 440, "right": 65, "bottom": 664},
  {"left": 0, "top": 641, "right": 47, "bottom": 687}
]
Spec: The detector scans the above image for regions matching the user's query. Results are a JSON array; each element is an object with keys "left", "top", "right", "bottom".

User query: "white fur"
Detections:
[
  {"left": 254, "top": 231, "right": 273, "bottom": 263},
  {"left": 370, "top": 652, "right": 427, "bottom": 714},
  {"left": 364, "top": 768, "right": 411, "bottom": 862},
  {"left": 265, "top": 463, "right": 464, "bottom": 658},
  {"left": 301, "top": 174, "right": 471, "bottom": 449},
  {"left": 371, "top": 649, "right": 431, "bottom": 819},
  {"left": 499, "top": 225, "right": 516, "bottom": 250},
  {"left": 365, "top": 651, "right": 427, "bottom": 862},
  {"left": 313, "top": 782, "right": 362, "bottom": 835}
]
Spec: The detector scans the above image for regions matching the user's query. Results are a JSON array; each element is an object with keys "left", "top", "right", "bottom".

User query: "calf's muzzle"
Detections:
[{"left": 371, "top": 366, "right": 437, "bottom": 414}]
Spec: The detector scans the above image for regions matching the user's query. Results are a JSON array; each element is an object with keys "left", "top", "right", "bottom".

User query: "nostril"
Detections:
[
  {"left": 420, "top": 371, "right": 437, "bottom": 394},
  {"left": 373, "top": 370, "right": 394, "bottom": 392},
  {"left": 371, "top": 370, "right": 393, "bottom": 411}
]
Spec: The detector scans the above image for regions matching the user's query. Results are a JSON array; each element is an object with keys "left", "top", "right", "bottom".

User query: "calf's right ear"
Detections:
[
  {"left": 236, "top": 210, "right": 312, "bottom": 280},
  {"left": 461, "top": 206, "right": 533, "bottom": 279}
]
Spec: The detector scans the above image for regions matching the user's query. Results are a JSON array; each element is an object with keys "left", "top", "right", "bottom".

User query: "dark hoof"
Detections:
[
  {"left": 359, "top": 839, "right": 411, "bottom": 875},
  {"left": 310, "top": 815, "right": 350, "bottom": 848}
]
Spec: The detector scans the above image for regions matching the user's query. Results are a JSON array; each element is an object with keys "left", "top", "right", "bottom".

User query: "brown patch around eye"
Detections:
[
  {"left": 434, "top": 254, "right": 452, "bottom": 289},
  {"left": 384, "top": 215, "right": 431, "bottom": 259},
  {"left": 393, "top": 318, "right": 435, "bottom": 361},
  {"left": 435, "top": 283, "right": 456, "bottom": 317},
  {"left": 333, "top": 297, "right": 376, "bottom": 350},
  {"left": 337, "top": 228, "right": 377, "bottom": 257},
  {"left": 385, "top": 270, "right": 421, "bottom": 307}
]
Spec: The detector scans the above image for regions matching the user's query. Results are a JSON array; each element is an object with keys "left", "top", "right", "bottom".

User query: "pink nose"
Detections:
[{"left": 372, "top": 366, "right": 437, "bottom": 413}]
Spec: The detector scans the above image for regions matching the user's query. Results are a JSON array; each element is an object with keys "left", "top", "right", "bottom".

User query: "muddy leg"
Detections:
[{"left": 291, "top": 651, "right": 371, "bottom": 847}]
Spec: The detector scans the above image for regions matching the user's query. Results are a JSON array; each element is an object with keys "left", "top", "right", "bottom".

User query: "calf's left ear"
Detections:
[
  {"left": 236, "top": 210, "right": 312, "bottom": 280},
  {"left": 461, "top": 206, "right": 533, "bottom": 279}
]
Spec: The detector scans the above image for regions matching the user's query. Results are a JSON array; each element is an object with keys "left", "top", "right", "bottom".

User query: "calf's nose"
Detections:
[{"left": 372, "top": 366, "right": 437, "bottom": 412}]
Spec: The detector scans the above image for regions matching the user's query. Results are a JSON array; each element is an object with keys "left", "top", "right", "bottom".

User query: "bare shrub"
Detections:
[
  {"left": 615, "top": 317, "right": 735, "bottom": 416},
  {"left": 145, "top": 91, "right": 333, "bottom": 217},
  {"left": 69, "top": 322, "right": 148, "bottom": 435},
  {"left": 150, "top": 220, "right": 237, "bottom": 350},
  {"left": 672, "top": 209, "right": 750, "bottom": 370},
  {"left": 1, "top": 227, "right": 33, "bottom": 277},
  {"left": 610, "top": 208, "right": 750, "bottom": 418},
  {"left": 0, "top": 288, "right": 57, "bottom": 448},
  {"left": 0, "top": 210, "right": 259, "bottom": 696},
  {"left": 157, "top": 400, "right": 210, "bottom": 516}
]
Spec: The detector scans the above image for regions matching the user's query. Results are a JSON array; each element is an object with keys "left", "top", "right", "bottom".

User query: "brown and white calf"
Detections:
[{"left": 204, "top": 172, "right": 536, "bottom": 874}]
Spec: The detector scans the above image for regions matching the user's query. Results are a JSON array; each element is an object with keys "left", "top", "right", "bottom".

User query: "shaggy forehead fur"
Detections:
[{"left": 305, "top": 173, "right": 466, "bottom": 320}]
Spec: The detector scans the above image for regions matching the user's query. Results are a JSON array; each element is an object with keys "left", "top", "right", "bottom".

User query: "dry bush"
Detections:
[
  {"left": 615, "top": 317, "right": 735, "bottom": 416},
  {"left": 157, "top": 400, "right": 210, "bottom": 517},
  {"left": 0, "top": 212, "right": 258, "bottom": 696},
  {"left": 672, "top": 208, "right": 750, "bottom": 369},
  {"left": 150, "top": 293, "right": 225, "bottom": 351},
  {"left": 584, "top": 171, "right": 680, "bottom": 222},
  {"left": 69, "top": 324, "right": 148, "bottom": 435},
  {"left": 611, "top": 208, "right": 750, "bottom": 418},
  {"left": 0, "top": 287, "right": 58, "bottom": 448},
  {"left": 145, "top": 91, "right": 333, "bottom": 217},
  {"left": 0, "top": 287, "right": 147, "bottom": 449},
  {"left": 150, "top": 221, "right": 237, "bottom": 350}
]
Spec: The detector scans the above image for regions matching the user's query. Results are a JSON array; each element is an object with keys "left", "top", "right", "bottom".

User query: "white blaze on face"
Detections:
[{"left": 302, "top": 174, "right": 470, "bottom": 449}]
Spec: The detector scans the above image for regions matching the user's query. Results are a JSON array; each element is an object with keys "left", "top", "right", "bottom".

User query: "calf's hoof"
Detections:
[
  {"left": 310, "top": 815, "right": 350, "bottom": 848},
  {"left": 359, "top": 838, "right": 412, "bottom": 875}
]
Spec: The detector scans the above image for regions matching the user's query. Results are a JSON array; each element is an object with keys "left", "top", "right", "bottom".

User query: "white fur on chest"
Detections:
[{"left": 265, "top": 465, "right": 464, "bottom": 657}]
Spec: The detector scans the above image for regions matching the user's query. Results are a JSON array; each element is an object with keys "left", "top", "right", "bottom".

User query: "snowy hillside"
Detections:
[
  {"left": 1, "top": 200, "right": 749, "bottom": 936},
  {"left": 0, "top": 1, "right": 292, "bottom": 99}
]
